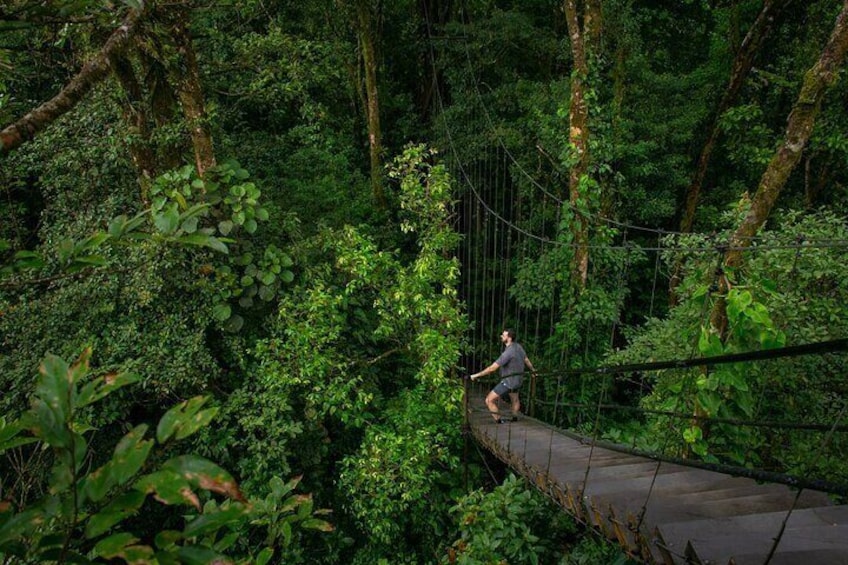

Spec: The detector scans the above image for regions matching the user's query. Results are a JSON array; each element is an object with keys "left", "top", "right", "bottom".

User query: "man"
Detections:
[{"left": 470, "top": 328, "right": 536, "bottom": 423}]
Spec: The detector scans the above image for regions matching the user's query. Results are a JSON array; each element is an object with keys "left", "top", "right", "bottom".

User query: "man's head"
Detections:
[{"left": 501, "top": 328, "right": 516, "bottom": 345}]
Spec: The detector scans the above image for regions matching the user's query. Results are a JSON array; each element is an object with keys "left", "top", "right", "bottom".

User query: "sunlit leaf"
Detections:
[
  {"left": 218, "top": 220, "right": 234, "bottom": 235},
  {"left": 181, "top": 216, "right": 199, "bottom": 234},
  {"left": 108, "top": 215, "right": 127, "bottom": 238},
  {"left": 175, "top": 233, "right": 230, "bottom": 254}
]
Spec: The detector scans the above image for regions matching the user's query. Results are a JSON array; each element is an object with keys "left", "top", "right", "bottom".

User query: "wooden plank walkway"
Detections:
[{"left": 466, "top": 391, "right": 848, "bottom": 564}]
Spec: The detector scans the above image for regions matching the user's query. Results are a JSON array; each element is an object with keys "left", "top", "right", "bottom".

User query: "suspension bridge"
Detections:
[
  {"left": 435, "top": 39, "right": 848, "bottom": 565},
  {"left": 462, "top": 353, "right": 848, "bottom": 564},
  {"left": 449, "top": 139, "right": 848, "bottom": 563},
  {"left": 423, "top": 8, "right": 848, "bottom": 561}
]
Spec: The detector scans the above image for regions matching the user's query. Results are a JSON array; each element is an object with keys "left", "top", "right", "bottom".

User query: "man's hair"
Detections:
[{"left": 503, "top": 328, "right": 516, "bottom": 341}]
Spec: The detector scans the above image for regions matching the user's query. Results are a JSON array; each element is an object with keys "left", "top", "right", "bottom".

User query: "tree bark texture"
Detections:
[
  {"left": 355, "top": 0, "right": 385, "bottom": 208},
  {"left": 563, "top": 0, "right": 601, "bottom": 289},
  {"left": 0, "top": 6, "right": 147, "bottom": 156},
  {"left": 167, "top": 8, "right": 216, "bottom": 178},
  {"left": 710, "top": 0, "right": 848, "bottom": 336}
]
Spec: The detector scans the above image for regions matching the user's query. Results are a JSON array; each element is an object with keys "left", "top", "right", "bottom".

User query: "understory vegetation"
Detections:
[{"left": 2, "top": 0, "right": 846, "bottom": 562}]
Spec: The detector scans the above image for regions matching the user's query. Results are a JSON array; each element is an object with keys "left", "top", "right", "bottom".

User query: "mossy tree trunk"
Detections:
[
  {"left": 563, "top": 0, "right": 602, "bottom": 289},
  {"left": 710, "top": 0, "right": 848, "bottom": 337},
  {"left": 671, "top": 0, "right": 794, "bottom": 303},
  {"left": 167, "top": 8, "right": 216, "bottom": 179},
  {"left": 355, "top": 0, "right": 385, "bottom": 208}
]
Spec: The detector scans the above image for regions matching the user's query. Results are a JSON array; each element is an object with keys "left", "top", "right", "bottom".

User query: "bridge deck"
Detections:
[{"left": 466, "top": 392, "right": 848, "bottom": 564}]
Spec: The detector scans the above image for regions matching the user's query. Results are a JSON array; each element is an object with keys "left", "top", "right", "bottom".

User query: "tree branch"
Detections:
[{"left": 0, "top": 4, "right": 149, "bottom": 156}]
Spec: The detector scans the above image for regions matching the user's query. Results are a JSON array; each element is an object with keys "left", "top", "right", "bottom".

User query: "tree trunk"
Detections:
[
  {"left": 167, "top": 8, "right": 216, "bottom": 179},
  {"left": 563, "top": 0, "right": 601, "bottom": 289},
  {"left": 679, "top": 0, "right": 793, "bottom": 236},
  {"left": 355, "top": 0, "right": 385, "bottom": 208},
  {"left": 670, "top": 0, "right": 793, "bottom": 304},
  {"left": 710, "top": 0, "right": 848, "bottom": 336},
  {"left": 0, "top": 6, "right": 147, "bottom": 156},
  {"left": 110, "top": 54, "right": 156, "bottom": 204}
]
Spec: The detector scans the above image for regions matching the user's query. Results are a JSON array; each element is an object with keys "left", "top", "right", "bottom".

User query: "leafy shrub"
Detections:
[{"left": 0, "top": 349, "right": 331, "bottom": 564}]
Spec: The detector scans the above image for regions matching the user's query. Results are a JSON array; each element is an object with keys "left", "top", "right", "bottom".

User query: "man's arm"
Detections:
[
  {"left": 471, "top": 362, "right": 500, "bottom": 380},
  {"left": 524, "top": 357, "right": 537, "bottom": 373}
]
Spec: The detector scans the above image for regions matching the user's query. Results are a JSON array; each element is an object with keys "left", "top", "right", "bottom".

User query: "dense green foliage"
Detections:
[
  {"left": 2, "top": 0, "right": 847, "bottom": 562},
  {"left": 0, "top": 350, "right": 330, "bottom": 564}
]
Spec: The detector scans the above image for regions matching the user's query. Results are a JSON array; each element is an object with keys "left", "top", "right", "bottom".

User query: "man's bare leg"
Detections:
[
  {"left": 485, "top": 390, "right": 501, "bottom": 422},
  {"left": 509, "top": 392, "right": 521, "bottom": 420}
]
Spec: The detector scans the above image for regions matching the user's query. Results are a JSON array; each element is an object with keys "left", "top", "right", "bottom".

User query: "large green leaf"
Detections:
[
  {"left": 76, "top": 371, "right": 139, "bottom": 409},
  {"left": 177, "top": 545, "right": 234, "bottom": 565},
  {"left": 156, "top": 396, "right": 218, "bottom": 444},
  {"left": 93, "top": 532, "right": 139, "bottom": 559},
  {"left": 154, "top": 204, "right": 181, "bottom": 234},
  {"left": 212, "top": 303, "right": 231, "bottom": 322},
  {"left": 255, "top": 547, "right": 274, "bottom": 565},
  {"left": 85, "top": 491, "right": 146, "bottom": 539},
  {"left": 36, "top": 548, "right": 92, "bottom": 563},
  {"left": 182, "top": 503, "right": 248, "bottom": 537},
  {"left": 135, "top": 470, "right": 199, "bottom": 509},
  {"left": 0, "top": 509, "right": 44, "bottom": 546},
  {"left": 162, "top": 455, "right": 245, "bottom": 502},
  {"left": 0, "top": 418, "right": 37, "bottom": 452},
  {"left": 269, "top": 475, "right": 301, "bottom": 501},
  {"left": 108, "top": 545, "right": 155, "bottom": 563},
  {"left": 108, "top": 215, "right": 128, "bottom": 238},
  {"left": 37, "top": 354, "right": 72, "bottom": 424},
  {"left": 301, "top": 518, "right": 334, "bottom": 532},
  {"left": 77, "top": 232, "right": 111, "bottom": 253},
  {"left": 84, "top": 461, "right": 114, "bottom": 503},
  {"left": 224, "top": 314, "right": 244, "bottom": 333},
  {"left": 111, "top": 425, "right": 154, "bottom": 485},
  {"left": 177, "top": 233, "right": 229, "bottom": 254},
  {"left": 697, "top": 328, "right": 723, "bottom": 357}
]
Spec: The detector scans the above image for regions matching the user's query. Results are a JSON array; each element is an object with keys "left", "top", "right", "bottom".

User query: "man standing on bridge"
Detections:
[{"left": 470, "top": 328, "right": 536, "bottom": 423}]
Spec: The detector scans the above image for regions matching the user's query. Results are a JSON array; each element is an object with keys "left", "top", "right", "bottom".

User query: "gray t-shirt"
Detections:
[{"left": 496, "top": 342, "right": 527, "bottom": 389}]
